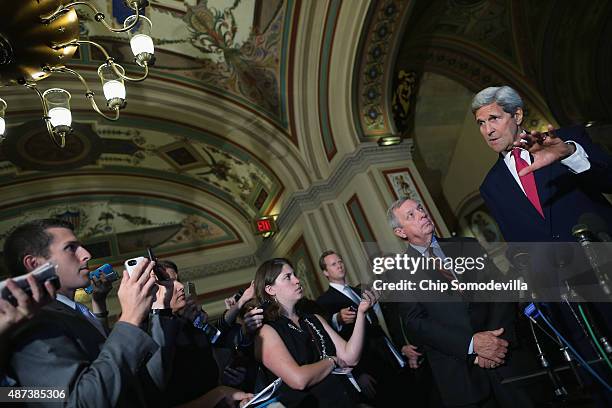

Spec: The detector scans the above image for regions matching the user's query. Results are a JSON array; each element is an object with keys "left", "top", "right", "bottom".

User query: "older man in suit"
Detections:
[
  {"left": 3, "top": 218, "right": 176, "bottom": 407},
  {"left": 473, "top": 85, "right": 612, "bottom": 405},
  {"left": 385, "top": 198, "right": 533, "bottom": 407},
  {"left": 474, "top": 86, "right": 612, "bottom": 245}
]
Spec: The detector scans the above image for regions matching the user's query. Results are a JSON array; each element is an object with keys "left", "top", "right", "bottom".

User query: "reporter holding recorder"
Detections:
[
  {"left": 146, "top": 259, "right": 253, "bottom": 408},
  {"left": 3, "top": 218, "right": 177, "bottom": 407},
  {"left": 0, "top": 273, "right": 57, "bottom": 386},
  {"left": 254, "top": 258, "right": 373, "bottom": 407}
]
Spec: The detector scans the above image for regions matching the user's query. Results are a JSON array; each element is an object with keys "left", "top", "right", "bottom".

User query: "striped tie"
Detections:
[{"left": 75, "top": 302, "right": 107, "bottom": 337}]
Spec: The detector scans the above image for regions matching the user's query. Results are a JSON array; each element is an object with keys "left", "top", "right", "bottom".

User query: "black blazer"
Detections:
[
  {"left": 480, "top": 126, "right": 612, "bottom": 243},
  {"left": 386, "top": 237, "right": 520, "bottom": 406}
]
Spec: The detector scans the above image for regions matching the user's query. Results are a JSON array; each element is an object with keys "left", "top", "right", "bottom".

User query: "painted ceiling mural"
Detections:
[
  {"left": 83, "top": 0, "right": 287, "bottom": 125},
  {"left": 0, "top": 194, "right": 241, "bottom": 276},
  {"left": 0, "top": 119, "right": 283, "bottom": 219},
  {"left": 0, "top": 0, "right": 292, "bottom": 278}
]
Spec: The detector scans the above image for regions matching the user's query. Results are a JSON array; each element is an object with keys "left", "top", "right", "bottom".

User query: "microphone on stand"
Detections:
[
  {"left": 528, "top": 319, "right": 568, "bottom": 399},
  {"left": 570, "top": 221, "right": 612, "bottom": 359},
  {"left": 506, "top": 245, "right": 535, "bottom": 300},
  {"left": 578, "top": 213, "right": 611, "bottom": 242},
  {"left": 556, "top": 332, "right": 584, "bottom": 390},
  {"left": 571, "top": 223, "right": 611, "bottom": 296}
]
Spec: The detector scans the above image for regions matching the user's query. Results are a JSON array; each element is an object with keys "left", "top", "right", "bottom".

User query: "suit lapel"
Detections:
[
  {"left": 492, "top": 157, "right": 546, "bottom": 222},
  {"left": 328, "top": 286, "right": 357, "bottom": 306},
  {"left": 47, "top": 300, "right": 106, "bottom": 342}
]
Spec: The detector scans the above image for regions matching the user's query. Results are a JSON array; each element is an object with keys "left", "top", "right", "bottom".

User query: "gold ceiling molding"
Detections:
[{"left": 354, "top": 0, "right": 414, "bottom": 138}]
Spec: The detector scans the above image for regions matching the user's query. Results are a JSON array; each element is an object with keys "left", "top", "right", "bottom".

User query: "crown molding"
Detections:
[{"left": 257, "top": 140, "right": 413, "bottom": 257}]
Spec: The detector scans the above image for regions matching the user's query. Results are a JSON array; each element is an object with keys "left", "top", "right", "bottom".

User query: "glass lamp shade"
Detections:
[
  {"left": 42, "top": 89, "right": 72, "bottom": 128},
  {"left": 98, "top": 63, "right": 126, "bottom": 99},
  {"left": 124, "top": 15, "right": 154, "bottom": 57},
  {"left": 130, "top": 34, "right": 154, "bottom": 56},
  {"left": 103, "top": 80, "right": 126, "bottom": 100},
  {"left": 48, "top": 107, "right": 72, "bottom": 128}
]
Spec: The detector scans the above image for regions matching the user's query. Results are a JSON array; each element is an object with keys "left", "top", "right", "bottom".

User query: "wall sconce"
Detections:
[{"left": 377, "top": 135, "right": 402, "bottom": 147}]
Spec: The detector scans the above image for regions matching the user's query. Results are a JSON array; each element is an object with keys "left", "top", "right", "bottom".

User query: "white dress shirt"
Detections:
[{"left": 502, "top": 140, "right": 590, "bottom": 195}]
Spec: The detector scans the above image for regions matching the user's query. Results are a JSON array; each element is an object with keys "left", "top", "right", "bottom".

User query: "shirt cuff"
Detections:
[
  {"left": 468, "top": 336, "right": 474, "bottom": 355},
  {"left": 332, "top": 312, "right": 343, "bottom": 331},
  {"left": 561, "top": 141, "right": 590, "bottom": 173}
]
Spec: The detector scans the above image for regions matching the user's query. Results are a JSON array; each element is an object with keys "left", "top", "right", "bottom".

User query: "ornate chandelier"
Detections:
[{"left": 0, "top": 0, "right": 154, "bottom": 147}]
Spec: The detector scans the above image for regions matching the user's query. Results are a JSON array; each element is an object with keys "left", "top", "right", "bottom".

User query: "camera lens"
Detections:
[{"left": 128, "top": 260, "right": 137, "bottom": 266}]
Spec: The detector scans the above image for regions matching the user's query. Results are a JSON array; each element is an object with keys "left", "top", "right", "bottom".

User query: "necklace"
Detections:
[
  {"left": 286, "top": 319, "right": 303, "bottom": 333},
  {"left": 304, "top": 317, "right": 328, "bottom": 357},
  {"left": 285, "top": 316, "right": 328, "bottom": 358}
]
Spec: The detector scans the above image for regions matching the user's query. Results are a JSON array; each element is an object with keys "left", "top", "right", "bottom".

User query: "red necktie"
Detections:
[{"left": 512, "top": 149, "right": 544, "bottom": 218}]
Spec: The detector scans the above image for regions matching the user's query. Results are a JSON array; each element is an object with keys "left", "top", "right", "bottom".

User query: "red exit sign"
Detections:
[{"left": 254, "top": 217, "right": 277, "bottom": 236}]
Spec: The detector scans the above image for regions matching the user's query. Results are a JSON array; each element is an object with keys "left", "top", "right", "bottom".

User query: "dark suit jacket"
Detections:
[
  {"left": 316, "top": 285, "right": 403, "bottom": 379},
  {"left": 9, "top": 300, "right": 176, "bottom": 408},
  {"left": 480, "top": 126, "right": 612, "bottom": 243},
  {"left": 480, "top": 126, "right": 612, "bottom": 304},
  {"left": 386, "top": 237, "right": 520, "bottom": 406}
]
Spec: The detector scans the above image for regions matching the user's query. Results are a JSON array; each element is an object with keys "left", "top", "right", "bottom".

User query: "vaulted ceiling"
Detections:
[
  {"left": 0, "top": 0, "right": 379, "bottom": 274},
  {"left": 1, "top": 0, "right": 610, "bottom": 278}
]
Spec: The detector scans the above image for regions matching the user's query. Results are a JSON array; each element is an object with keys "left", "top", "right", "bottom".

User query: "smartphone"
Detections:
[
  {"left": 233, "top": 288, "right": 245, "bottom": 302},
  {"left": 349, "top": 305, "right": 358, "bottom": 312},
  {"left": 124, "top": 256, "right": 146, "bottom": 277},
  {"left": 146, "top": 246, "right": 168, "bottom": 281},
  {"left": 84, "top": 264, "right": 118, "bottom": 294},
  {"left": 185, "top": 282, "right": 196, "bottom": 297},
  {"left": 0, "top": 262, "right": 60, "bottom": 306}
]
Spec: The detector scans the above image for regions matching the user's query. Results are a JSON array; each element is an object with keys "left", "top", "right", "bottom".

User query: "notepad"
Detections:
[
  {"left": 243, "top": 377, "right": 282, "bottom": 408},
  {"left": 331, "top": 368, "right": 362, "bottom": 393}
]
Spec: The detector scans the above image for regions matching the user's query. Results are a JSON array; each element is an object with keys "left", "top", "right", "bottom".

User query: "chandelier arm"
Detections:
[
  {"left": 75, "top": 40, "right": 112, "bottom": 60},
  {"left": 74, "top": 40, "right": 150, "bottom": 82},
  {"left": 24, "top": 83, "right": 66, "bottom": 148},
  {"left": 41, "top": 1, "right": 141, "bottom": 33},
  {"left": 48, "top": 67, "right": 121, "bottom": 122},
  {"left": 46, "top": 66, "right": 92, "bottom": 94},
  {"left": 110, "top": 61, "right": 149, "bottom": 82},
  {"left": 88, "top": 98, "right": 121, "bottom": 121}
]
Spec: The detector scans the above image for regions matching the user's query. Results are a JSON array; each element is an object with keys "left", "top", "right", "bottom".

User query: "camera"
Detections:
[
  {"left": 84, "top": 264, "right": 118, "bottom": 294},
  {"left": 0, "top": 262, "right": 60, "bottom": 306}
]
